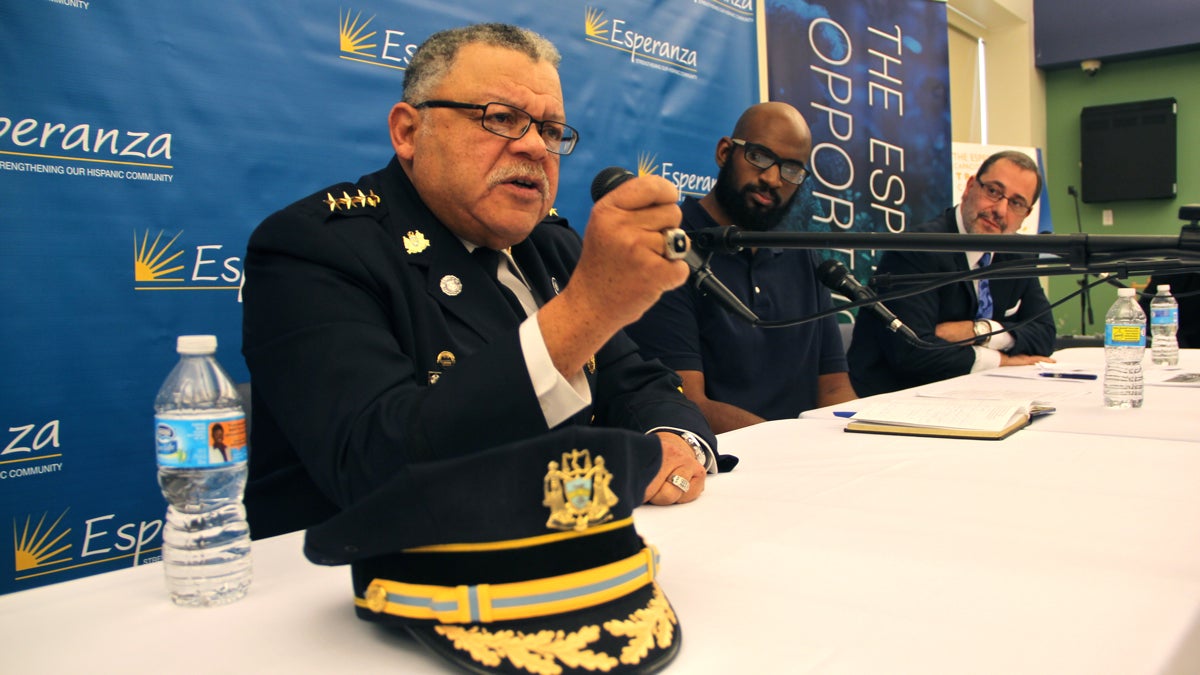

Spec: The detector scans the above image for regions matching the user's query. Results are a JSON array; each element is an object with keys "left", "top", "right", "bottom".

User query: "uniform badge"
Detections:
[
  {"left": 436, "top": 351, "right": 456, "bottom": 368},
  {"left": 551, "top": 276, "right": 561, "bottom": 295},
  {"left": 585, "top": 356, "right": 596, "bottom": 374},
  {"left": 440, "top": 275, "right": 462, "bottom": 296},
  {"left": 542, "top": 449, "right": 617, "bottom": 532},
  {"left": 403, "top": 230, "right": 431, "bottom": 254}
]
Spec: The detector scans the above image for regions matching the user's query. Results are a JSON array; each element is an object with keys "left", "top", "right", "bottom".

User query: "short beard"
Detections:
[{"left": 712, "top": 161, "right": 795, "bottom": 231}]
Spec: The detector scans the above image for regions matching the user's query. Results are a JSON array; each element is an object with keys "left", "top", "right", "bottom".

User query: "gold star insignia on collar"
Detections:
[
  {"left": 404, "top": 230, "right": 431, "bottom": 254},
  {"left": 325, "top": 189, "right": 381, "bottom": 213}
]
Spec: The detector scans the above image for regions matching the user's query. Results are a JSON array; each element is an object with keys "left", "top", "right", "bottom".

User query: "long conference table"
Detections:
[{"left": 4, "top": 348, "right": 1200, "bottom": 674}]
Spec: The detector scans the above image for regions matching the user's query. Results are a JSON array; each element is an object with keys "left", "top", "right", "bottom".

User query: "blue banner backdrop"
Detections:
[
  {"left": 766, "top": 0, "right": 952, "bottom": 281},
  {"left": 0, "top": 0, "right": 946, "bottom": 594},
  {"left": 0, "top": 1, "right": 758, "bottom": 594}
]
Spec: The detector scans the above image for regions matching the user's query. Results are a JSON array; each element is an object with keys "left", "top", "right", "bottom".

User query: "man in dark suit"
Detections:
[
  {"left": 848, "top": 150, "right": 1057, "bottom": 397},
  {"left": 241, "top": 23, "right": 722, "bottom": 539}
]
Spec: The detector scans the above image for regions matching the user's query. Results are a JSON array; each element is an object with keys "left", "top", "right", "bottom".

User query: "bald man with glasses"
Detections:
[
  {"left": 628, "top": 102, "right": 858, "bottom": 433},
  {"left": 848, "top": 150, "right": 1057, "bottom": 397}
]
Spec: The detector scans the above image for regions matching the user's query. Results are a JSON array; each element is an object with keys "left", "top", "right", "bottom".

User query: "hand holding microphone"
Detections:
[
  {"left": 591, "top": 167, "right": 690, "bottom": 261},
  {"left": 592, "top": 167, "right": 760, "bottom": 324}
]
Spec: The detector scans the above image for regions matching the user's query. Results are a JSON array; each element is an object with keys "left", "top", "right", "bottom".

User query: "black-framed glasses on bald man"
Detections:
[
  {"left": 975, "top": 179, "right": 1032, "bottom": 217},
  {"left": 414, "top": 100, "right": 579, "bottom": 156},
  {"left": 729, "top": 138, "right": 808, "bottom": 185}
]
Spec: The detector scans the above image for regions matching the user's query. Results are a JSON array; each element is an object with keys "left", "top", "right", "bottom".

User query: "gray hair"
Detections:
[
  {"left": 402, "top": 23, "right": 562, "bottom": 105},
  {"left": 976, "top": 150, "right": 1044, "bottom": 205}
]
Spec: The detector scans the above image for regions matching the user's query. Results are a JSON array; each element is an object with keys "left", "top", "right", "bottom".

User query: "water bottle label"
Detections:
[
  {"left": 1151, "top": 307, "right": 1178, "bottom": 325},
  {"left": 155, "top": 414, "right": 247, "bottom": 467},
  {"left": 1105, "top": 323, "right": 1145, "bottom": 347}
]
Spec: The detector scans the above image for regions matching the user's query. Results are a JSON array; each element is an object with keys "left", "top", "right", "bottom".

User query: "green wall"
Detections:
[{"left": 1044, "top": 50, "right": 1200, "bottom": 337}]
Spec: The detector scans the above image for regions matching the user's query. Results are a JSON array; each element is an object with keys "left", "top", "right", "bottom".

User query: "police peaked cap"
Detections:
[{"left": 305, "top": 426, "right": 683, "bottom": 674}]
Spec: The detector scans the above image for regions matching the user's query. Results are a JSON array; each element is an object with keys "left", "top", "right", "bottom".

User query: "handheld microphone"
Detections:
[
  {"left": 817, "top": 259, "right": 920, "bottom": 344},
  {"left": 591, "top": 167, "right": 759, "bottom": 323}
]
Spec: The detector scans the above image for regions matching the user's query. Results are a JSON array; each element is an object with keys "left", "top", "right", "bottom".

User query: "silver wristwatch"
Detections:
[
  {"left": 678, "top": 431, "right": 707, "bottom": 465},
  {"left": 973, "top": 319, "right": 991, "bottom": 347}
]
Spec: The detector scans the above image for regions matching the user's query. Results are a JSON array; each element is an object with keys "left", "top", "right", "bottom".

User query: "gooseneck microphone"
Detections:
[
  {"left": 591, "top": 167, "right": 760, "bottom": 323},
  {"left": 817, "top": 259, "right": 920, "bottom": 344}
]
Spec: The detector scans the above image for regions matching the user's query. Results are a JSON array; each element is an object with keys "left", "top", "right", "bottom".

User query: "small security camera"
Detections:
[{"left": 1080, "top": 59, "right": 1102, "bottom": 76}]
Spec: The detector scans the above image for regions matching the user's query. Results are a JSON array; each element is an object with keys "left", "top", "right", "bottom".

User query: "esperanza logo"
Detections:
[
  {"left": 638, "top": 153, "right": 715, "bottom": 200},
  {"left": 0, "top": 115, "right": 172, "bottom": 169},
  {"left": 338, "top": 7, "right": 421, "bottom": 72},
  {"left": 693, "top": 0, "right": 755, "bottom": 23},
  {"left": 134, "top": 229, "right": 243, "bottom": 295},
  {"left": 12, "top": 509, "right": 162, "bottom": 583},
  {"left": 584, "top": 7, "right": 698, "bottom": 79}
]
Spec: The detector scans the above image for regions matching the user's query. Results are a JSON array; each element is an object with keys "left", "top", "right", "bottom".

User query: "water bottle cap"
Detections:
[
  {"left": 1158, "top": 284, "right": 1171, "bottom": 293},
  {"left": 1117, "top": 287, "right": 1135, "bottom": 297},
  {"left": 176, "top": 334, "right": 217, "bottom": 354}
]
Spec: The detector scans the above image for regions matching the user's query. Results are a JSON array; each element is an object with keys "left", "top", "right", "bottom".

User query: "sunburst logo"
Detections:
[
  {"left": 133, "top": 229, "right": 185, "bottom": 282},
  {"left": 339, "top": 8, "right": 377, "bottom": 56},
  {"left": 13, "top": 511, "right": 72, "bottom": 572},
  {"left": 585, "top": 7, "right": 609, "bottom": 39},
  {"left": 637, "top": 153, "right": 660, "bottom": 178}
]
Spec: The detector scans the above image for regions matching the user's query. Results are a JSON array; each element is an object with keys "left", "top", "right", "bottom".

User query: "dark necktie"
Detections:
[
  {"left": 473, "top": 247, "right": 528, "bottom": 318},
  {"left": 976, "top": 252, "right": 994, "bottom": 320}
]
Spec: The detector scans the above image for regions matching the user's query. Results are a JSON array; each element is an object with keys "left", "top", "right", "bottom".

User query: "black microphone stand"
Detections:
[{"left": 1067, "top": 185, "right": 1093, "bottom": 335}]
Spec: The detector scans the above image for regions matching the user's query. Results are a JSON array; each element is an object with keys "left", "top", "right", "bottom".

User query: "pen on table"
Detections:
[
  {"left": 833, "top": 411, "right": 856, "bottom": 418},
  {"left": 1038, "top": 371, "right": 1098, "bottom": 380}
]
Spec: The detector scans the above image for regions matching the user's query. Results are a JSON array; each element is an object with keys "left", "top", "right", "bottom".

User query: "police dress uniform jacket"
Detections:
[
  {"left": 847, "top": 208, "right": 1056, "bottom": 397},
  {"left": 242, "top": 158, "right": 715, "bottom": 538}
]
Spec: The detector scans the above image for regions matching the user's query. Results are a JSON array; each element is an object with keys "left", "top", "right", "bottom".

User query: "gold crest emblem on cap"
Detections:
[
  {"left": 543, "top": 449, "right": 617, "bottom": 532},
  {"left": 404, "top": 230, "right": 431, "bottom": 254}
]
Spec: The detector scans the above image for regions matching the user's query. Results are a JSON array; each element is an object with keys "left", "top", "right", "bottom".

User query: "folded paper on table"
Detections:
[{"left": 844, "top": 398, "right": 1054, "bottom": 441}]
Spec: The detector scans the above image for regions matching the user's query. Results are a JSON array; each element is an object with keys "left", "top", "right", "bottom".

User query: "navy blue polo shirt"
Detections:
[{"left": 626, "top": 197, "right": 848, "bottom": 419}]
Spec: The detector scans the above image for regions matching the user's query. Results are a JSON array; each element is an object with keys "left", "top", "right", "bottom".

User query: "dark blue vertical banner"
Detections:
[
  {"left": 766, "top": 0, "right": 951, "bottom": 280},
  {"left": 0, "top": 1, "right": 755, "bottom": 594}
]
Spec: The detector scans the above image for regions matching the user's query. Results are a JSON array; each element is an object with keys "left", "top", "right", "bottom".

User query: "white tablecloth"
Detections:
[{"left": 4, "top": 349, "right": 1199, "bottom": 674}]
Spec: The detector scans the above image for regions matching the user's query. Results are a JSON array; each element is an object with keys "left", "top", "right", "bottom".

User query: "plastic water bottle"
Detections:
[
  {"left": 1103, "top": 288, "right": 1146, "bottom": 408},
  {"left": 154, "top": 335, "right": 252, "bottom": 606},
  {"left": 1149, "top": 284, "right": 1180, "bottom": 366}
]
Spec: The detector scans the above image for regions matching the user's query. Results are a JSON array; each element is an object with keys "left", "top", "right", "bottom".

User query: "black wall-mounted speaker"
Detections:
[{"left": 1080, "top": 97, "right": 1177, "bottom": 203}]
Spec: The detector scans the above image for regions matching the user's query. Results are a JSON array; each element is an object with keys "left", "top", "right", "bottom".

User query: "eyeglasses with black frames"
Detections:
[
  {"left": 729, "top": 138, "right": 808, "bottom": 185},
  {"left": 414, "top": 100, "right": 579, "bottom": 156},
  {"left": 974, "top": 179, "right": 1033, "bottom": 217}
]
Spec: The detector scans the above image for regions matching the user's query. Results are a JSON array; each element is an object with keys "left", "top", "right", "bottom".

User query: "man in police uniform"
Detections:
[{"left": 241, "top": 23, "right": 725, "bottom": 539}]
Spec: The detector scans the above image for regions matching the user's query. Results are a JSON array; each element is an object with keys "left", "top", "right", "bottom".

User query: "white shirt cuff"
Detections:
[
  {"left": 520, "top": 312, "right": 591, "bottom": 428},
  {"left": 970, "top": 345, "right": 1003, "bottom": 372},
  {"left": 982, "top": 319, "right": 1015, "bottom": 352}
]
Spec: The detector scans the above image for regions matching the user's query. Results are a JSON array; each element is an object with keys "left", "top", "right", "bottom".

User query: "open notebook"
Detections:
[{"left": 843, "top": 398, "right": 1055, "bottom": 440}]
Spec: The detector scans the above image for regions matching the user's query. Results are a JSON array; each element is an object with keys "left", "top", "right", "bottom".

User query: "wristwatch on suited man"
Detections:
[{"left": 973, "top": 319, "right": 992, "bottom": 346}]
